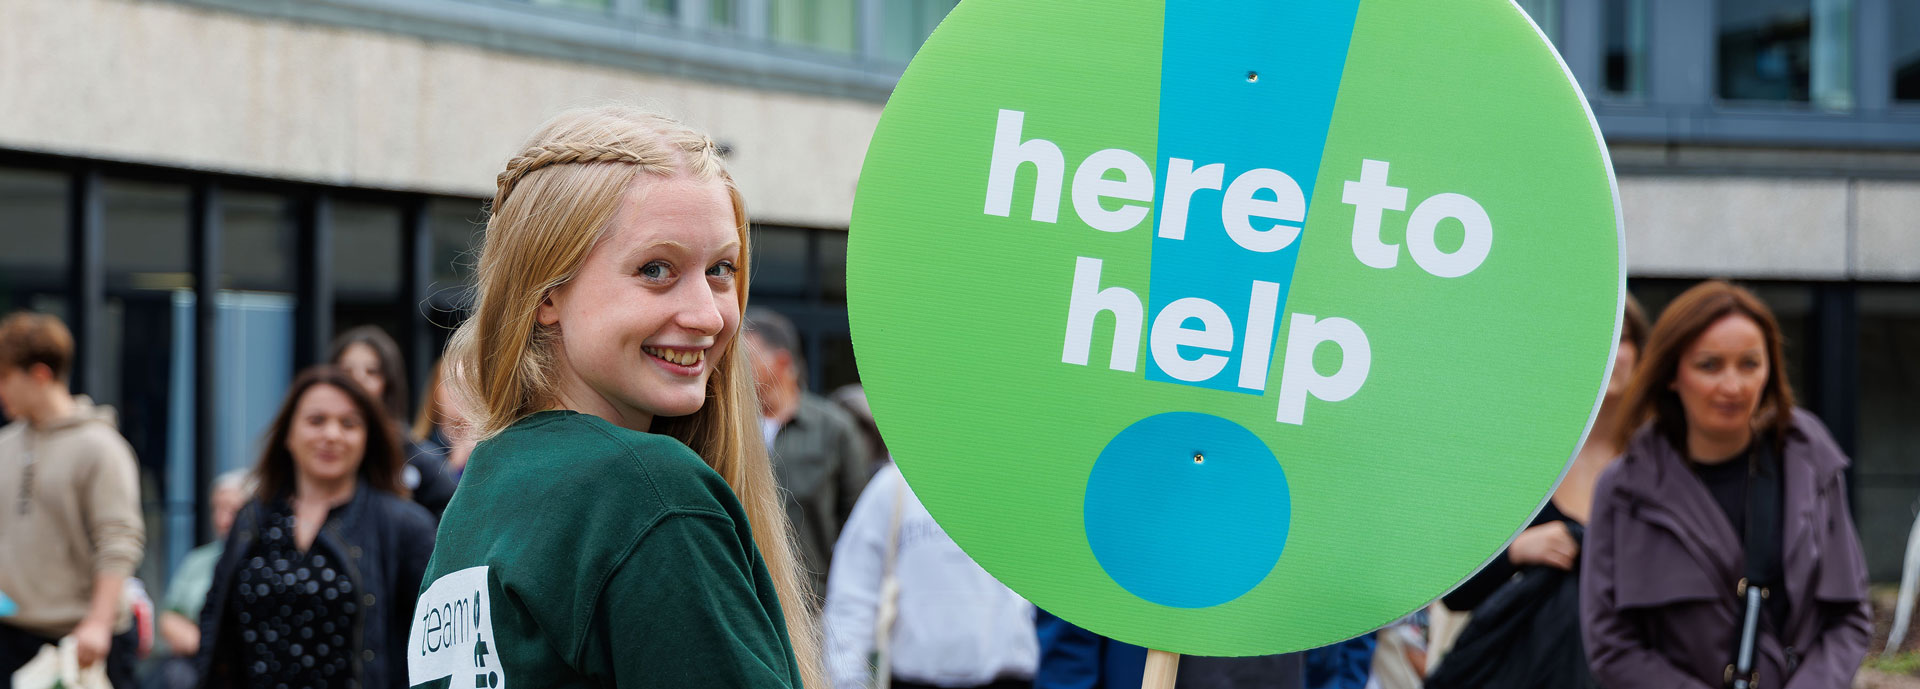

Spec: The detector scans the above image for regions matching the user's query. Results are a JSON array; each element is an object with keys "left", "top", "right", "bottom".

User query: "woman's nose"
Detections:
[{"left": 677, "top": 285, "right": 726, "bottom": 335}]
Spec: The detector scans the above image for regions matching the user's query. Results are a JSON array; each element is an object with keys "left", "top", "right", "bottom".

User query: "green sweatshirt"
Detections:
[{"left": 408, "top": 410, "right": 801, "bottom": 689}]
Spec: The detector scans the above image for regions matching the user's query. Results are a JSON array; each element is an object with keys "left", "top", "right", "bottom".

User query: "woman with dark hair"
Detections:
[
  {"left": 331, "top": 325, "right": 456, "bottom": 519},
  {"left": 196, "top": 366, "right": 437, "bottom": 689},
  {"left": 1426, "top": 295, "right": 1649, "bottom": 689},
  {"left": 1581, "top": 281, "right": 1869, "bottom": 689}
]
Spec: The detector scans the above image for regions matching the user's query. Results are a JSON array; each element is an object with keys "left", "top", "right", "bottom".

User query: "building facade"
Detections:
[{"left": 1, "top": 0, "right": 1917, "bottom": 587}]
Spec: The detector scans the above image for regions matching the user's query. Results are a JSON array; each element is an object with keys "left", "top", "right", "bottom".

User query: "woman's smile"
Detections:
[{"left": 642, "top": 345, "right": 708, "bottom": 374}]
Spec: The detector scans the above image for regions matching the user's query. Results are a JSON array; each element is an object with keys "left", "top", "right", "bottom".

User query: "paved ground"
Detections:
[{"left": 1860, "top": 668, "right": 1920, "bottom": 689}]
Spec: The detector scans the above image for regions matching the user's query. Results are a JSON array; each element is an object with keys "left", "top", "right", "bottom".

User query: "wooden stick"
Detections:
[{"left": 1143, "top": 649, "right": 1180, "bottom": 689}]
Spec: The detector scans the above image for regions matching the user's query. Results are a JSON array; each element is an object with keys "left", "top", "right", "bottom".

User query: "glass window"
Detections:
[
  {"left": 1717, "top": 0, "right": 1854, "bottom": 109},
  {"left": 880, "top": 0, "right": 959, "bottom": 63},
  {"left": 331, "top": 202, "right": 406, "bottom": 350},
  {"left": 819, "top": 230, "right": 847, "bottom": 302},
  {"left": 1894, "top": 2, "right": 1920, "bottom": 101},
  {"left": 104, "top": 180, "right": 192, "bottom": 296},
  {"left": 820, "top": 331, "right": 859, "bottom": 392},
  {"left": 525, "top": 0, "right": 612, "bottom": 12},
  {"left": 1514, "top": 0, "right": 1561, "bottom": 45},
  {"left": 221, "top": 192, "right": 296, "bottom": 292},
  {"left": 1602, "top": 0, "right": 1647, "bottom": 97},
  {"left": 213, "top": 191, "right": 297, "bottom": 479},
  {"left": 1856, "top": 286, "right": 1920, "bottom": 581},
  {"left": 768, "top": 0, "right": 858, "bottom": 55},
  {"left": 709, "top": 0, "right": 736, "bottom": 29},
  {"left": 332, "top": 202, "right": 402, "bottom": 302},
  {"left": 751, "top": 225, "right": 810, "bottom": 296},
  {"left": 101, "top": 179, "right": 191, "bottom": 591},
  {"left": 102, "top": 178, "right": 190, "bottom": 414},
  {"left": 427, "top": 198, "right": 486, "bottom": 338},
  {"left": 0, "top": 169, "right": 68, "bottom": 315},
  {"left": 646, "top": 0, "right": 677, "bottom": 20},
  {"left": 429, "top": 199, "right": 486, "bottom": 292}
]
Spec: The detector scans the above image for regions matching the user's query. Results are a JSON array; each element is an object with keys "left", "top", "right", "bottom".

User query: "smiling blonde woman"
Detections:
[{"left": 412, "top": 106, "right": 821, "bottom": 689}]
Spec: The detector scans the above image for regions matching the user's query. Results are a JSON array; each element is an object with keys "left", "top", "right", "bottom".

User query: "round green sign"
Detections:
[{"left": 848, "top": 0, "right": 1623, "bottom": 655}]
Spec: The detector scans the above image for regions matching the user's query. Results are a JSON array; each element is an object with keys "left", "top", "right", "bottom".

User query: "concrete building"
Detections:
[
  {"left": 0, "top": 0, "right": 1917, "bottom": 586},
  {"left": 0, "top": 0, "right": 942, "bottom": 585}
]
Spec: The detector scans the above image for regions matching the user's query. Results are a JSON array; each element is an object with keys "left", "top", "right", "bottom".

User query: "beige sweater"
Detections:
[{"left": 0, "top": 396, "right": 144, "bottom": 637}]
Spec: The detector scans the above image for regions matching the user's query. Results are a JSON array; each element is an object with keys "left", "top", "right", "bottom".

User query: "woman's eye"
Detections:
[
  {"left": 639, "top": 262, "right": 672, "bottom": 280},
  {"left": 707, "top": 261, "right": 737, "bottom": 278}
]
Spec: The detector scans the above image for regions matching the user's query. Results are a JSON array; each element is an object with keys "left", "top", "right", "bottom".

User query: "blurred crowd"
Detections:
[{"left": 0, "top": 277, "right": 1878, "bottom": 689}]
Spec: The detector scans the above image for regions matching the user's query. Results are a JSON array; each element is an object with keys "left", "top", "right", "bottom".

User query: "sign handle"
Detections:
[{"left": 1143, "top": 649, "right": 1180, "bottom": 689}]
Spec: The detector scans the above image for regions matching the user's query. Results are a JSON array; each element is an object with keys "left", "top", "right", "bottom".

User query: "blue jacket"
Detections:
[
  {"left": 1035, "top": 609, "right": 1148, "bottom": 689},
  {"left": 1034, "top": 609, "right": 1312, "bottom": 689},
  {"left": 1302, "top": 635, "right": 1374, "bottom": 689},
  {"left": 196, "top": 483, "right": 436, "bottom": 689}
]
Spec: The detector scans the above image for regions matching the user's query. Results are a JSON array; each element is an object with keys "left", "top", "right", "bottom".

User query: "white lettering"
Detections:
[
  {"left": 1342, "top": 159, "right": 1408, "bottom": 269},
  {"left": 1071, "top": 149, "right": 1155, "bottom": 233},
  {"left": 984, "top": 109, "right": 1064, "bottom": 223},
  {"left": 1406, "top": 192, "right": 1493, "bottom": 278},
  {"left": 1062, "top": 257, "right": 1142, "bottom": 372},
  {"left": 1221, "top": 168, "right": 1305, "bottom": 253},
  {"left": 1277, "top": 314, "right": 1371, "bottom": 426},
  {"left": 1238, "top": 281, "right": 1281, "bottom": 391},
  {"left": 1150, "top": 298, "right": 1233, "bottom": 382},
  {"left": 1156, "top": 158, "right": 1224, "bottom": 240}
]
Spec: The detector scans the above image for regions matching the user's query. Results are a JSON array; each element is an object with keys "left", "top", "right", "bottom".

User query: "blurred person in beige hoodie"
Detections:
[{"left": 0, "top": 311, "right": 144, "bottom": 688}]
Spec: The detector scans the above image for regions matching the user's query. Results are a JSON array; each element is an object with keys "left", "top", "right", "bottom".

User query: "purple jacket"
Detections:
[{"left": 1580, "top": 409, "right": 1870, "bottom": 689}]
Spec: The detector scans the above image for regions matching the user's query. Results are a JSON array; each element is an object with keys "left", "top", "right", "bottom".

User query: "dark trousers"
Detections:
[
  {"left": 893, "top": 679, "right": 1033, "bottom": 689},
  {"left": 0, "top": 620, "right": 139, "bottom": 689}
]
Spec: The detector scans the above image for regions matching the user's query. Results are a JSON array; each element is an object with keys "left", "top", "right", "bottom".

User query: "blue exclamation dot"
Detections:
[{"left": 1083, "top": 412, "right": 1291, "bottom": 608}]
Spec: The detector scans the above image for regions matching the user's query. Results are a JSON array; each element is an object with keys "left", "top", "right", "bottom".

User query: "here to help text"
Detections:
[{"left": 981, "top": 109, "right": 1492, "bottom": 425}]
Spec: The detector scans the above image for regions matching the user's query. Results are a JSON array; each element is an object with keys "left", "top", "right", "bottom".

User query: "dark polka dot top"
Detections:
[{"left": 232, "top": 502, "right": 359, "bottom": 689}]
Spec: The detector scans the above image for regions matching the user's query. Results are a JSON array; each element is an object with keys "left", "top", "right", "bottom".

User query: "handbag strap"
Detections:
[
  {"left": 882, "top": 472, "right": 908, "bottom": 586},
  {"left": 873, "top": 470, "right": 909, "bottom": 689},
  {"left": 1730, "top": 436, "right": 1785, "bottom": 689},
  {"left": 1743, "top": 436, "right": 1783, "bottom": 590}
]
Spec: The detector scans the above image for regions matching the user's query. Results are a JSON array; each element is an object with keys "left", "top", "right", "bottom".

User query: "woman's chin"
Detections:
[{"left": 301, "top": 465, "right": 358, "bottom": 485}]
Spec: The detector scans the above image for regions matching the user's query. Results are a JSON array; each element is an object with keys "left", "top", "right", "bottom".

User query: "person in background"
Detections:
[
  {"left": 1582, "top": 280, "right": 1870, "bottom": 689},
  {"left": 409, "top": 357, "right": 475, "bottom": 479},
  {"left": 330, "top": 326, "right": 456, "bottom": 518},
  {"left": 745, "top": 306, "right": 869, "bottom": 600},
  {"left": 0, "top": 311, "right": 146, "bottom": 688},
  {"left": 829, "top": 384, "right": 888, "bottom": 478},
  {"left": 146, "top": 471, "right": 248, "bottom": 689},
  {"left": 1365, "top": 613, "right": 1427, "bottom": 689},
  {"left": 823, "top": 387, "right": 1036, "bottom": 689},
  {"left": 1425, "top": 296, "right": 1648, "bottom": 689},
  {"left": 1034, "top": 610, "right": 1303, "bottom": 689},
  {"left": 1303, "top": 636, "right": 1374, "bottom": 689},
  {"left": 195, "top": 366, "right": 435, "bottom": 689}
]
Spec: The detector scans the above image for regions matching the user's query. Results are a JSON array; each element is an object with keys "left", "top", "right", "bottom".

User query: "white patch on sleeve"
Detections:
[{"left": 408, "top": 566, "right": 506, "bottom": 689}]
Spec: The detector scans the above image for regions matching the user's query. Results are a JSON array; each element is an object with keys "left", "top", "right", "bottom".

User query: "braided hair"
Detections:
[{"left": 442, "top": 106, "right": 823, "bottom": 688}]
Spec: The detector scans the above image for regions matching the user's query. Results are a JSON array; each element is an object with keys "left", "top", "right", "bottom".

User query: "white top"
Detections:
[{"left": 823, "top": 462, "right": 1038, "bottom": 689}]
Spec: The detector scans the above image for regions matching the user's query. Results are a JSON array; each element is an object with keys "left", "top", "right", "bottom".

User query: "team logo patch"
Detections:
[{"left": 409, "top": 567, "right": 504, "bottom": 689}]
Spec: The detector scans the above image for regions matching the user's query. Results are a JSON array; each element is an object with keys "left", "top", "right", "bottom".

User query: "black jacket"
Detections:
[
  {"left": 403, "top": 438, "right": 456, "bottom": 521},
  {"left": 1425, "top": 523, "right": 1598, "bottom": 689},
  {"left": 196, "top": 483, "right": 436, "bottom": 689}
]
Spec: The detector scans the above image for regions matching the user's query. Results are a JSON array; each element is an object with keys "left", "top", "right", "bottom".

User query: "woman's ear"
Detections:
[{"left": 536, "top": 291, "right": 561, "bottom": 327}]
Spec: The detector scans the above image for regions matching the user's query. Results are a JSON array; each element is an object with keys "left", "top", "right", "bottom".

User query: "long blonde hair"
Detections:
[{"left": 442, "top": 105, "right": 824, "bottom": 687}]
